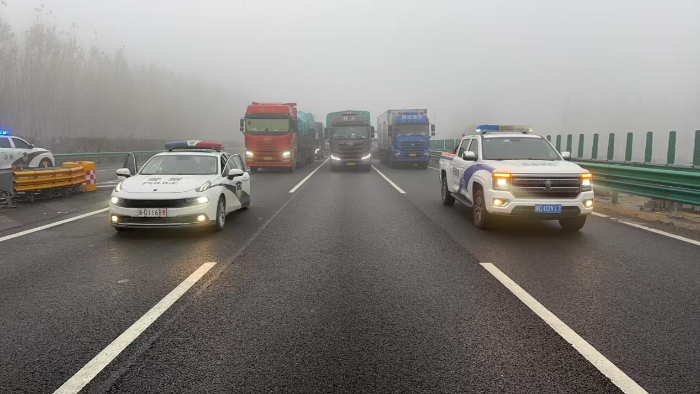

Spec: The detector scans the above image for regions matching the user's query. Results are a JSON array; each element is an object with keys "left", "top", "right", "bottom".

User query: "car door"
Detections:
[
  {"left": 450, "top": 138, "right": 470, "bottom": 193},
  {"left": 463, "top": 138, "right": 480, "bottom": 200},
  {"left": 231, "top": 155, "right": 250, "bottom": 208},
  {"left": 0, "top": 137, "right": 15, "bottom": 169}
]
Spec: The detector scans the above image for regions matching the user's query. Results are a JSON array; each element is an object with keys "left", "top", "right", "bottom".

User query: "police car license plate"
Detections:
[
  {"left": 138, "top": 208, "right": 167, "bottom": 217},
  {"left": 346, "top": 162, "right": 356, "bottom": 166},
  {"left": 408, "top": 153, "right": 417, "bottom": 157},
  {"left": 534, "top": 204, "right": 562, "bottom": 214}
]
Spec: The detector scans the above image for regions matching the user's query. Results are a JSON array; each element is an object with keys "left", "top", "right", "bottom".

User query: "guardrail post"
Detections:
[
  {"left": 644, "top": 132, "right": 653, "bottom": 163},
  {"left": 607, "top": 133, "right": 615, "bottom": 161},
  {"left": 612, "top": 191, "right": 619, "bottom": 205},
  {"left": 625, "top": 132, "right": 633, "bottom": 162},
  {"left": 577, "top": 134, "right": 585, "bottom": 158},
  {"left": 667, "top": 131, "right": 676, "bottom": 165},
  {"left": 592, "top": 133, "right": 599, "bottom": 159},
  {"left": 566, "top": 134, "right": 572, "bottom": 153},
  {"left": 555, "top": 135, "right": 562, "bottom": 152},
  {"left": 694, "top": 130, "right": 700, "bottom": 167}
]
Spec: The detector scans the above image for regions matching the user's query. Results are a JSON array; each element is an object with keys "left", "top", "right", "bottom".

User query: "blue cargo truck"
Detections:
[{"left": 377, "top": 109, "right": 435, "bottom": 169}]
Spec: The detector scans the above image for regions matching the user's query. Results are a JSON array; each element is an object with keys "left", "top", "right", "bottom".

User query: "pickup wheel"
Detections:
[
  {"left": 441, "top": 176, "right": 455, "bottom": 206},
  {"left": 472, "top": 189, "right": 490, "bottom": 229},
  {"left": 559, "top": 216, "right": 587, "bottom": 231}
]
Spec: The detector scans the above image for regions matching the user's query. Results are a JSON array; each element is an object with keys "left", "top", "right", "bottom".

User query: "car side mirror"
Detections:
[
  {"left": 116, "top": 168, "right": 132, "bottom": 179},
  {"left": 228, "top": 168, "right": 244, "bottom": 180},
  {"left": 462, "top": 151, "right": 477, "bottom": 161},
  {"left": 239, "top": 118, "right": 245, "bottom": 133},
  {"left": 431, "top": 124, "right": 436, "bottom": 132},
  {"left": 561, "top": 151, "right": 571, "bottom": 161}
]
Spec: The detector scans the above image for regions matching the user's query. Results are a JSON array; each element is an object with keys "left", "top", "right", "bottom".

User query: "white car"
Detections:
[
  {"left": 0, "top": 132, "right": 55, "bottom": 170},
  {"left": 439, "top": 125, "right": 593, "bottom": 231},
  {"left": 109, "top": 141, "right": 250, "bottom": 231}
]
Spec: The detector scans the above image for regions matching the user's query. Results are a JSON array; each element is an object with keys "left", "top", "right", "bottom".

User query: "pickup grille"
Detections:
[
  {"left": 510, "top": 176, "right": 581, "bottom": 199},
  {"left": 400, "top": 141, "right": 425, "bottom": 152}
]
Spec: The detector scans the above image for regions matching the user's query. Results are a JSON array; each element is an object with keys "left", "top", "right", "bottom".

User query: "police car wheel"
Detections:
[
  {"left": 559, "top": 216, "right": 587, "bottom": 231},
  {"left": 441, "top": 176, "right": 455, "bottom": 206},
  {"left": 473, "top": 189, "right": 490, "bottom": 229},
  {"left": 214, "top": 197, "right": 226, "bottom": 231},
  {"left": 39, "top": 158, "right": 52, "bottom": 168}
]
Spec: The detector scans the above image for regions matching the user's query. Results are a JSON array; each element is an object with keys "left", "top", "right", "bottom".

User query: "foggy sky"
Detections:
[{"left": 2, "top": 0, "right": 699, "bottom": 161}]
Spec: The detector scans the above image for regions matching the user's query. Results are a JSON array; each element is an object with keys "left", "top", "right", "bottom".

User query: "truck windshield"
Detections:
[
  {"left": 397, "top": 124, "right": 429, "bottom": 136},
  {"left": 482, "top": 137, "right": 561, "bottom": 160},
  {"left": 140, "top": 155, "right": 218, "bottom": 175},
  {"left": 333, "top": 126, "right": 369, "bottom": 139},
  {"left": 245, "top": 118, "right": 290, "bottom": 134}
]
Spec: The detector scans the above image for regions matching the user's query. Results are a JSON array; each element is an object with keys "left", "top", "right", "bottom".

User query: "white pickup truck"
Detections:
[{"left": 439, "top": 125, "right": 593, "bottom": 230}]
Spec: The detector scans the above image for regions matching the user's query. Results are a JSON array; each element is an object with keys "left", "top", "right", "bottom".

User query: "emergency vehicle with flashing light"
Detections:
[
  {"left": 0, "top": 131, "right": 55, "bottom": 170},
  {"left": 109, "top": 140, "right": 250, "bottom": 231},
  {"left": 438, "top": 125, "right": 594, "bottom": 231}
]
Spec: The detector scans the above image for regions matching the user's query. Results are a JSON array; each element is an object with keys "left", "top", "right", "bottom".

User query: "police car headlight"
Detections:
[
  {"left": 185, "top": 196, "right": 209, "bottom": 205},
  {"left": 282, "top": 151, "right": 291, "bottom": 158},
  {"left": 197, "top": 181, "right": 211, "bottom": 192},
  {"left": 493, "top": 172, "right": 511, "bottom": 191},
  {"left": 110, "top": 196, "right": 123, "bottom": 205},
  {"left": 245, "top": 151, "right": 254, "bottom": 158}
]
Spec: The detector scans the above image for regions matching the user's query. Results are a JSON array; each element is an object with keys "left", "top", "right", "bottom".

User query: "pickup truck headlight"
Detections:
[
  {"left": 282, "top": 151, "right": 291, "bottom": 158},
  {"left": 581, "top": 173, "right": 592, "bottom": 191},
  {"left": 492, "top": 172, "right": 511, "bottom": 191}
]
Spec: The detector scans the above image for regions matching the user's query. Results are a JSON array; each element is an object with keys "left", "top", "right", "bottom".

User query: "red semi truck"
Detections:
[{"left": 240, "top": 102, "right": 312, "bottom": 172}]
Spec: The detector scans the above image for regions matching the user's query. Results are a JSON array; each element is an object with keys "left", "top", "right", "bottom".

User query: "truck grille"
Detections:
[
  {"left": 510, "top": 176, "right": 581, "bottom": 199},
  {"left": 400, "top": 141, "right": 425, "bottom": 152},
  {"left": 334, "top": 141, "right": 368, "bottom": 155},
  {"left": 120, "top": 199, "right": 190, "bottom": 208}
]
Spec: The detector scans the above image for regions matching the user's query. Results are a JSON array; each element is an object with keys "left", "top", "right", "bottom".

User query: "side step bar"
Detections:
[{"left": 452, "top": 192, "right": 472, "bottom": 207}]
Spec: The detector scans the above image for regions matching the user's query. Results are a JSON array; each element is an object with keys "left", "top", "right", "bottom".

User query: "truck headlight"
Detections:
[
  {"left": 394, "top": 152, "right": 401, "bottom": 157},
  {"left": 581, "top": 173, "right": 592, "bottom": 191},
  {"left": 185, "top": 196, "right": 209, "bottom": 205},
  {"left": 361, "top": 153, "right": 371, "bottom": 160},
  {"left": 282, "top": 151, "right": 291, "bottom": 158},
  {"left": 315, "top": 148, "right": 320, "bottom": 154},
  {"left": 423, "top": 151, "right": 430, "bottom": 156},
  {"left": 331, "top": 154, "right": 341, "bottom": 161},
  {"left": 245, "top": 151, "right": 254, "bottom": 158},
  {"left": 493, "top": 172, "right": 511, "bottom": 191}
]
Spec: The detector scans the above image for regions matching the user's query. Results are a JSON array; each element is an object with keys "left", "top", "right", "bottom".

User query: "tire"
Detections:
[
  {"left": 288, "top": 165, "right": 296, "bottom": 173},
  {"left": 441, "top": 176, "right": 455, "bottom": 206},
  {"left": 39, "top": 158, "right": 52, "bottom": 168},
  {"left": 472, "top": 189, "right": 490, "bottom": 229},
  {"left": 559, "top": 216, "right": 587, "bottom": 231},
  {"left": 214, "top": 197, "right": 226, "bottom": 231}
]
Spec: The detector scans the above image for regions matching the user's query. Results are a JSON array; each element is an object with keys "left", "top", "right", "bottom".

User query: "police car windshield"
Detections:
[
  {"left": 482, "top": 137, "right": 560, "bottom": 160},
  {"left": 140, "top": 155, "right": 218, "bottom": 175}
]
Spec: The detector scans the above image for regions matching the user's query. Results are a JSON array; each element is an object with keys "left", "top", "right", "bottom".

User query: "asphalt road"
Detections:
[{"left": 1, "top": 159, "right": 698, "bottom": 393}]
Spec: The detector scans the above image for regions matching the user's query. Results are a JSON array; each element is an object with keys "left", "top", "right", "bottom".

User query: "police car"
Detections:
[
  {"left": 0, "top": 131, "right": 55, "bottom": 170},
  {"left": 439, "top": 125, "right": 593, "bottom": 231},
  {"left": 109, "top": 141, "right": 250, "bottom": 231}
]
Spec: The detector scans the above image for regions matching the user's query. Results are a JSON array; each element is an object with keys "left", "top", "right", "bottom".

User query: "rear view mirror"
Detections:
[
  {"left": 116, "top": 168, "right": 132, "bottom": 179},
  {"left": 431, "top": 124, "right": 436, "bottom": 132},
  {"left": 561, "top": 151, "right": 571, "bottom": 160},
  {"left": 228, "top": 168, "right": 244, "bottom": 180},
  {"left": 462, "top": 151, "right": 477, "bottom": 161},
  {"left": 239, "top": 118, "right": 245, "bottom": 133}
]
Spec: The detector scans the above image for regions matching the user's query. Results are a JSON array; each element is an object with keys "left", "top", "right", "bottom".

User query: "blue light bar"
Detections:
[
  {"left": 0, "top": 130, "right": 11, "bottom": 136},
  {"left": 475, "top": 125, "right": 534, "bottom": 134}
]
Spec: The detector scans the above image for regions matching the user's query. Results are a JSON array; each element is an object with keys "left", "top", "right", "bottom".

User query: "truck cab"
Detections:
[
  {"left": 377, "top": 109, "right": 435, "bottom": 169},
  {"left": 241, "top": 102, "right": 303, "bottom": 172},
  {"left": 326, "top": 111, "right": 374, "bottom": 171},
  {"left": 439, "top": 125, "right": 594, "bottom": 231}
]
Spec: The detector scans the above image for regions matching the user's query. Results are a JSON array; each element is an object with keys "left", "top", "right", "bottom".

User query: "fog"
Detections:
[{"left": 1, "top": 0, "right": 699, "bottom": 161}]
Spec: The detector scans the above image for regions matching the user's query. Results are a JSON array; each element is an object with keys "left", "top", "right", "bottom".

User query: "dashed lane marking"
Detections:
[
  {"left": 289, "top": 159, "right": 329, "bottom": 193},
  {"left": 53, "top": 262, "right": 217, "bottom": 394},
  {"left": 371, "top": 165, "right": 406, "bottom": 194},
  {"left": 0, "top": 208, "right": 108, "bottom": 243},
  {"left": 480, "top": 263, "right": 648, "bottom": 394}
]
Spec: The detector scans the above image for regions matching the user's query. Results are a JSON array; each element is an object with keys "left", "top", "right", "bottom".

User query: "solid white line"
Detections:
[
  {"left": 53, "top": 262, "right": 217, "bottom": 394},
  {"left": 618, "top": 220, "right": 700, "bottom": 247},
  {"left": 0, "top": 208, "right": 109, "bottom": 243},
  {"left": 288, "top": 158, "right": 329, "bottom": 193},
  {"left": 591, "top": 212, "right": 609, "bottom": 218},
  {"left": 96, "top": 185, "right": 117, "bottom": 189},
  {"left": 371, "top": 165, "right": 406, "bottom": 194},
  {"left": 480, "top": 263, "right": 647, "bottom": 394},
  {"left": 97, "top": 181, "right": 119, "bottom": 185},
  {"left": 427, "top": 166, "right": 440, "bottom": 171}
]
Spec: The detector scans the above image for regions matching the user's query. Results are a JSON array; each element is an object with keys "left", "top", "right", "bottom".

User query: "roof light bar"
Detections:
[
  {"left": 0, "top": 130, "right": 11, "bottom": 136},
  {"left": 165, "top": 140, "right": 224, "bottom": 151},
  {"left": 475, "top": 125, "right": 534, "bottom": 134}
]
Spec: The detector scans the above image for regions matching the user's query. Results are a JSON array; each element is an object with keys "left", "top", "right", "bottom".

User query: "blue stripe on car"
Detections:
[{"left": 457, "top": 164, "right": 496, "bottom": 193}]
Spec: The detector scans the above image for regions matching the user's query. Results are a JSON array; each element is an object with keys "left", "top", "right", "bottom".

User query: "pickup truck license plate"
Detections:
[
  {"left": 534, "top": 204, "right": 562, "bottom": 214},
  {"left": 346, "top": 162, "right": 356, "bottom": 166},
  {"left": 138, "top": 208, "right": 167, "bottom": 217}
]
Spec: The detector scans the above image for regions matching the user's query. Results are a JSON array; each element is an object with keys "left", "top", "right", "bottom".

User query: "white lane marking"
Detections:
[
  {"left": 427, "top": 166, "right": 440, "bottom": 171},
  {"left": 617, "top": 220, "right": 700, "bottom": 247},
  {"left": 0, "top": 208, "right": 108, "bottom": 243},
  {"left": 53, "top": 262, "right": 217, "bottom": 394},
  {"left": 96, "top": 185, "right": 117, "bottom": 189},
  {"left": 288, "top": 158, "right": 329, "bottom": 193},
  {"left": 591, "top": 212, "right": 609, "bottom": 218},
  {"left": 97, "top": 168, "right": 120, "bottom": 172},
  {"left": 371, "top": 165, "right": 406, "bottom": 194},
  {"left": 97, "top": 181, "right": 119, "bottom": 185},
  {"left": 480, "top": 263, "right": 648, "bottom": 394}
]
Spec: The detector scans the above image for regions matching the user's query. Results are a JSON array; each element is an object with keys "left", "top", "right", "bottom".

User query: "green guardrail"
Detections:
[{"left": 54, "top": 150, "right": 163, "bottom": 160}]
